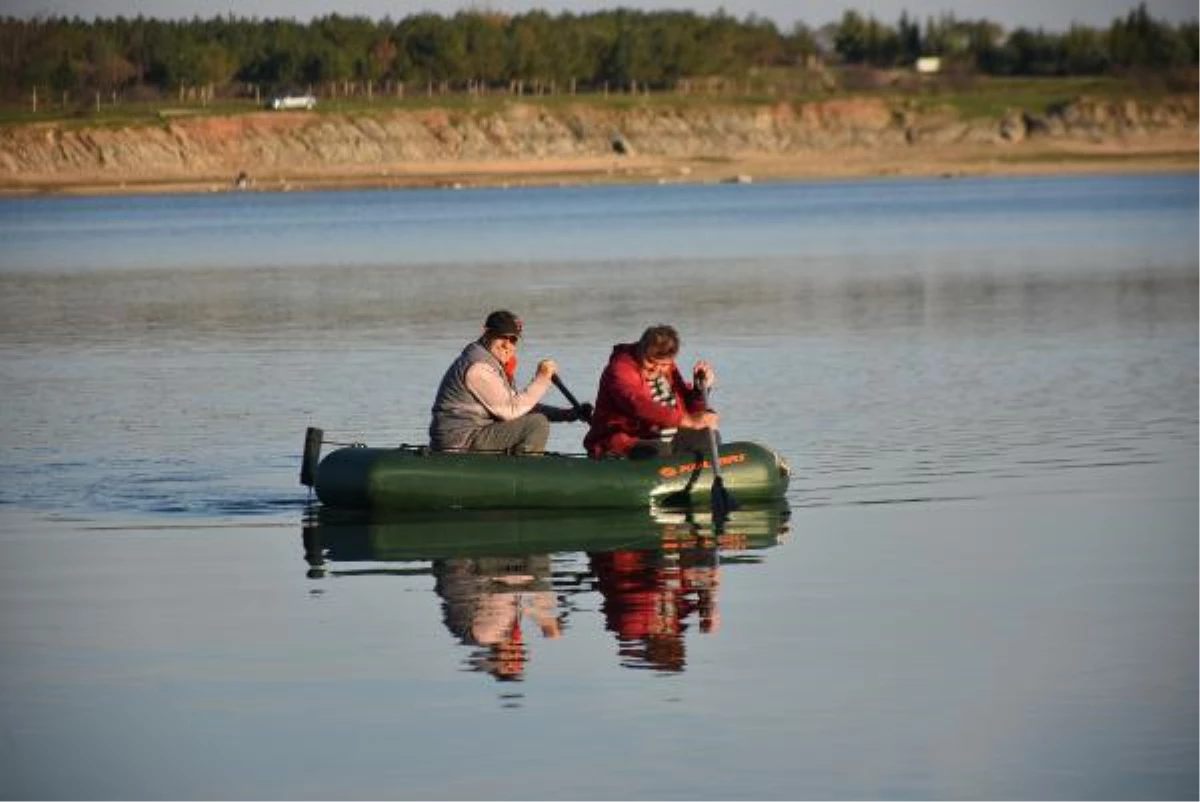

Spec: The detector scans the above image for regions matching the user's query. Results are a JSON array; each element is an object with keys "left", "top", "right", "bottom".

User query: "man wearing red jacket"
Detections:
[{"left": 583, "top": 324, "right": 720, "bottom": 459}]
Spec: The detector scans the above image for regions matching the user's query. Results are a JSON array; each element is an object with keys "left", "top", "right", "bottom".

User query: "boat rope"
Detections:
[
  {"left": 396, "top": 442, "right": 589, "bottom": 458},
  {"left": 314, "top": 432, "right": 588, "bottom": 458}
]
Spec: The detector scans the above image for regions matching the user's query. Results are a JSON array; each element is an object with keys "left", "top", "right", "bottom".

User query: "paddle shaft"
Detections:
[
  {"left": 698, "top": 380, "right": 736, "bottom": 518},
  {"left": 698, "top": 383, "right": 723, "bottom": 479},
  {"left": 551, "top": 374, "right": 591, "bottom": 422}
]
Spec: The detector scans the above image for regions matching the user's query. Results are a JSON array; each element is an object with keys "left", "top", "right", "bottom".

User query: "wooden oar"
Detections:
[
  {"left": 551, "top": 374, "right": 592, "bottom": 423},
  {"left": 698, "top": 380, "right": 736, "bottom": 520}
]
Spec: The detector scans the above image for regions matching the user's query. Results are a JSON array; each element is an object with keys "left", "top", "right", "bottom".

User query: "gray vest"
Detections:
[{"left": 429, "top": 341, "right": 505, "bottom": 450}]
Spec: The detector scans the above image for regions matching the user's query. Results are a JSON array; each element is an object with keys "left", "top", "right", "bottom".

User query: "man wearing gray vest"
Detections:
[{"left": 429, "top": 310, "right": 588, "bottom": 453}]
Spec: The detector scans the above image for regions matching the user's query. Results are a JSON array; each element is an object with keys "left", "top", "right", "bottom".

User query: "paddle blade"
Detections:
[{"left": 711, "top": 475, "right": 738, "bottom": 521}]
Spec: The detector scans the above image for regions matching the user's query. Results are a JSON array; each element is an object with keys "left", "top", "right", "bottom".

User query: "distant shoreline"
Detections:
[{"left": 2, "top": 143, "right": 1194, "bottom": 199}]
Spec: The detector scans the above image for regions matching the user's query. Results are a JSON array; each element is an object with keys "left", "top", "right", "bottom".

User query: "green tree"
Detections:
[
  {"left": 457, "top": 11, "right": 507, "bottom": 85},
  {"left": 897, "top": 11, "right": 921, "bottom": 64},
  {"left": 1062, "top": 24, "right": 1108, "bottom": 73},
  {"left": 508, "top": 11, "right": 554, "bottom": 82},
  {"left": 834, "top": 10, "right": 869, "bottom": 63},
  {"left": 783, "top": 21, "right": 820, "bottom": 65},
  {"left": 1178, "top": 21, "right": 1199, "bottom": 65},
  {"left": 397, "top": 13, "right": 465, "bottom": 84},
  {"left": 1005, "top": 27, "right": 1062, "bottom": 75}
]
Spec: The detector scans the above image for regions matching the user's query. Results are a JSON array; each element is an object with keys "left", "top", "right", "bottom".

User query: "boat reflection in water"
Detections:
[{"left": 302, "top": 503, "right": 790, "bottom": 679}]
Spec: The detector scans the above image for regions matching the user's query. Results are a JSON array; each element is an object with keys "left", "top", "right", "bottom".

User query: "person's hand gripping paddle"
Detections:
[{"left": 551, "top": 375, "right": 592, "bottom": 423}]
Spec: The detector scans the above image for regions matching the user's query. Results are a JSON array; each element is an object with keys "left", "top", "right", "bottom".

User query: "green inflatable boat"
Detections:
[{"left": 300, "top": 427, "right": 790, "bottom": 512}]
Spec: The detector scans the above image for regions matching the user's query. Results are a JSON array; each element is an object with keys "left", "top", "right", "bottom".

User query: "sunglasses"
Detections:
[{"left": 499, "top": 335, "right": 519, "bottom": 344}]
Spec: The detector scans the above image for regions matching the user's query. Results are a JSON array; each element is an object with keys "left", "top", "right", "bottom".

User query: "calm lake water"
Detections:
[{"left": 0, "top": 174, "right": 1196, "bottom": 800}]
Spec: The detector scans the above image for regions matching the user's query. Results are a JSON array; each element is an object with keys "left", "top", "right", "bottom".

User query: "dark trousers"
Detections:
[
  {"left": 467, "top": 413, "right": 551, "bottom": 454},
  {"left": 628, "top": 428, "right": 718, "bottom": 460}
]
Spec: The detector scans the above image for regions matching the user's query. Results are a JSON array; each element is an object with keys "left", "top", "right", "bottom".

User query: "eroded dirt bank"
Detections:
[{"left": 0, "top": 95, "right": 1195, "bottom": 195}]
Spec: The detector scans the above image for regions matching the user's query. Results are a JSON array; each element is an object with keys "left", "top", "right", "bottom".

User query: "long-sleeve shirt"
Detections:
[{"left": 464, "top": 357, "right": 551, "bottom": 421}]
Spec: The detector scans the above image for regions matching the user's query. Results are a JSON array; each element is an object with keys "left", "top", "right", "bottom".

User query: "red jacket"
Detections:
[{"left": 583, "top": 343, "right": 705, "bottom": 458}]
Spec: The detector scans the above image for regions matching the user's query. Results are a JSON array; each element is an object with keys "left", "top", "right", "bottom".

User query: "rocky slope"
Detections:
[{"left": 0, "top": 95, "right": 1195, "bottom": 191}]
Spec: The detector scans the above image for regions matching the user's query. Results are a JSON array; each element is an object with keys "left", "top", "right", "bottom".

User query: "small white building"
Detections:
[{"left": 915, "top": 56, "right": 942, "bottom": 75}]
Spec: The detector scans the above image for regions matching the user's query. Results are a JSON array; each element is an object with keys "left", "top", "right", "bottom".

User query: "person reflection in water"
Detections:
[
  {"left": 588, "top": 541, "right": 720, "bottom": 673},
  {"left": 433, "top": 555, "right": 562, "bottom": 682}
]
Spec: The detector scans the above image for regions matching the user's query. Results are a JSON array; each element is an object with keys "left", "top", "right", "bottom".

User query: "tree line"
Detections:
[{"left": 0, "top": 3, "right": 1194, "bottom": 104}]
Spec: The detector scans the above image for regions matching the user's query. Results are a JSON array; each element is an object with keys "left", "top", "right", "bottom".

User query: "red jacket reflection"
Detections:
[{"left": 590, "top": 549, "right": 719, "bottom": 672}]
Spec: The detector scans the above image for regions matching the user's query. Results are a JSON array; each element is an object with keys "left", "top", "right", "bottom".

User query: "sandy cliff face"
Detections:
[{"left": 0, "top": 95, "right": 1195, "bottom": 188}]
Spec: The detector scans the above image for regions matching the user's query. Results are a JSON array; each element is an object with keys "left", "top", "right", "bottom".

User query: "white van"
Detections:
[{"left": 269, "top": 92, "right": 316, "bottom": 111}]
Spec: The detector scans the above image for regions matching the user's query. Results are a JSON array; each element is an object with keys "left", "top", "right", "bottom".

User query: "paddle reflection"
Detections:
[{"left": 302, "top": 504, "right": 789, "bottom": 679}]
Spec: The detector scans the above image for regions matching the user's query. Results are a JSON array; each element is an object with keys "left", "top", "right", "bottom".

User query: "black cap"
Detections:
[{"left": 484, "top": 310, "right": 523, "bottom": 339}]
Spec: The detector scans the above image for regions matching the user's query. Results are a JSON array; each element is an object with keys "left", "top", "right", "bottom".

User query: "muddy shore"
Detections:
[{"left": 4, "top": 143, "right": 1192, "bottom": 198}]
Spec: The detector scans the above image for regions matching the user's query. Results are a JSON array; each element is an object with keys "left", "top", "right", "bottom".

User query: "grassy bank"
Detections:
[{"left": 0, "top": 74, "right": 1181, "bottom": 129}]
